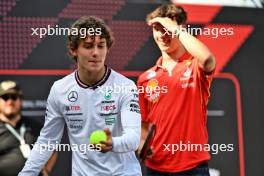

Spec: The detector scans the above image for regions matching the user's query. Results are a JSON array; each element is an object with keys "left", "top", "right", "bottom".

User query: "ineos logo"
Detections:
[{"left": 68, "top": 91, "right": 78, "bottom": 102}]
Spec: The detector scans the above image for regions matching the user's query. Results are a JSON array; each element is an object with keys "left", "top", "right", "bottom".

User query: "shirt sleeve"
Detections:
[
  {"left": 19, "top": 83, "right": 65, "bottom": 176},
  {"left": 137, "top": 79, "right": 149, "bottom": 122},
  {"left": 112, "top": 82, "right": 141, "bottom": 153},
  {"left": 197, "top": 59, "right": 214, "bottom": 109}
]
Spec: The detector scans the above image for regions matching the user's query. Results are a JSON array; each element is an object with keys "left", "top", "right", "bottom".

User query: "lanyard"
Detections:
[{"left": 5, "top": 123, "right": 26, "bottom": 145}]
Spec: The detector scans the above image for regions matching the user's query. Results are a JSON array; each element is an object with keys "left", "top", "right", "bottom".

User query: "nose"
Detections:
[
  {"left": 92, "top": 46, "right": 99, "bottom": 58},
  {"left": 5, "top": 99, "right": 15, "bottom": 105}
]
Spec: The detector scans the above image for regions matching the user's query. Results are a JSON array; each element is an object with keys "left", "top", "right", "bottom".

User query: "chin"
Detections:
[
  {"left": 86, "top": 65, "right": 104, "bottom": 72},
  {"left": 162, "top": 45, "right": 178, "bottom": 53},
  {"left": 160, "top": 47, "right": 171, "bottom": 52},
  {"left": 5, "top": 112, "right": 18, "bottom": 119},
  {"left": 158, "top": 43, "right": 170, "bottom": 50}
]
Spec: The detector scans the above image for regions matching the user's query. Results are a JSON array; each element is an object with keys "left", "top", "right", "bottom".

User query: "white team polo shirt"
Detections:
[{"left": 19, "top": 67, "right": 142, "bottom": 176}]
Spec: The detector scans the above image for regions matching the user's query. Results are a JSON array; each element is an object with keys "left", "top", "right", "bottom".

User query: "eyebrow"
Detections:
[{"left": 83, "top": 41, "right": 106, "bottom": 44}]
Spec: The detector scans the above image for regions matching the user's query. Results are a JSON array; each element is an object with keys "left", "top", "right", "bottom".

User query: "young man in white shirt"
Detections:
[{"left": 19, "top": 16, "right": 142, "bottom": 176}]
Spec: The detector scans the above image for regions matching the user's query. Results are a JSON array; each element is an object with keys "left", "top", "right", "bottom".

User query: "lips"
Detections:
[
  {"left": 160, "top": 40, "right": 170, "bottom": 46},
  {"left": 88, "top": 60, "right": 100, "bottom": 63}
]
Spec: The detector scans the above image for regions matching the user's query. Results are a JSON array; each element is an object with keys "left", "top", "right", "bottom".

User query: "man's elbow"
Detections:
[{"left": 202, "top": 54, "right": 216, "bottom": 73}]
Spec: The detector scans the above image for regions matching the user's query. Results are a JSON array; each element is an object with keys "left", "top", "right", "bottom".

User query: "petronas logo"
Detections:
[{"left": 104, "top": 90, "right": 112, "bottom": 100}]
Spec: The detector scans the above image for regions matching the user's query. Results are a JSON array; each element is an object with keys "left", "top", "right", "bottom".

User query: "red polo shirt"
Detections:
[{"left": 137, "top": 52, "right": 213, "bottom": 172}]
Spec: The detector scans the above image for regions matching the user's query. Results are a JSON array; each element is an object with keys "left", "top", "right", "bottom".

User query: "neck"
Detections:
[
  {"left": 162, "top": 44, "right": 186, "bottom": 62},
  {"left": 78, "top": 66, "right": 106, "bottom": 86},
  {"left": 0, "top": 114, "right": 21, "bottom": 127}
]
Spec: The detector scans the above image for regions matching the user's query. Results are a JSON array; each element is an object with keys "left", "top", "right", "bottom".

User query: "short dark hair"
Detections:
[
  {"left": 146, "top": 4, "right": 187, "bottom": 25},
  {"left": 67, "top": 16, "right": 114, "bottom": 61}
]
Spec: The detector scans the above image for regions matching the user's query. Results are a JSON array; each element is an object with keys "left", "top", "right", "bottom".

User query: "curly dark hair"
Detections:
[
  {"left": 146, "top": 4, "right": 187, "bottom": 25},
  {"left": 67, "top": 16, "right": 114, "bottom": 62}
]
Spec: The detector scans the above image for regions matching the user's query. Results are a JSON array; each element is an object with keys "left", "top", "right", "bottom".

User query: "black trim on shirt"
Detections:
[{"left": 75, "top": 66, "right": 111, "bottom": 89}]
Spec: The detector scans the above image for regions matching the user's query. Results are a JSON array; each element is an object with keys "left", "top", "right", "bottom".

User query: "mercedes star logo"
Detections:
[{"left": 68, "top": 91, "right": 78, "bottom": 102}]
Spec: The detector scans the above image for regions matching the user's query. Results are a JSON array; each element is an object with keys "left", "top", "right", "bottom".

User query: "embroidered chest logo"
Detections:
[
  {"left": 68, "top": 91, "right": 78, "bottom": 102},
  {"left": 180, "top": 67, "right": 195, "bottom": 88},
  {"left": 100, "top": 93, "right": 117, "bottom": 126},
  {"left": 104, "top": 89, "right": 112, "bottom": 100},
  {"left": 180, "top": 67, "right": 192, "bottom": 81}
]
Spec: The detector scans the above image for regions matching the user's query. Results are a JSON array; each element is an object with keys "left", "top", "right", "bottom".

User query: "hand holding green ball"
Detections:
[
  {"left": 89, "top": 130, "right": 107, "bottom": 144},
  {"left": 89, "top": 129, "right": 113, "bottom": 153}
]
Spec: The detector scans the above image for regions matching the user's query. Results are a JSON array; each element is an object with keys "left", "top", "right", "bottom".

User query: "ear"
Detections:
[{"left": 69, "top": 48, "right": 77, "bottom": 57}]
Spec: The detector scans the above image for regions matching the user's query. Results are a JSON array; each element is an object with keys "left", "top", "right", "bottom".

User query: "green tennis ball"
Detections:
[{"left": 89, "top": 130, "right": 107, "bottom": 144}]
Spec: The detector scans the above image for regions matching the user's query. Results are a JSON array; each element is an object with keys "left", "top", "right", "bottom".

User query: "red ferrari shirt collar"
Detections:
[{"left": 154, "top": 52, "right": 192, "bottom": 70}]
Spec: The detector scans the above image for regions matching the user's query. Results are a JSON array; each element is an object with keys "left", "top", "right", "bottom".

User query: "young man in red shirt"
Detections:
[{"left": 138, "top": 4, "right": 216, "bottom": 176}]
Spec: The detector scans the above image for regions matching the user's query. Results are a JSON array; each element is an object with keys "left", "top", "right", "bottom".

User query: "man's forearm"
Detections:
[
  {"left": 44, "top": 152, "right": 58, "bottom": 174},
  {"left": 138, "top": 122, "right": 149, "bottom": 151},
  {"left": 177, "top": 29, "right": 216, "bottom": 72},
  {"left": 19, "top": 139, "right": 54, "bottom": 176},
  {"left": 112, "top": 126, "right": 140, "bottom": 153}
]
